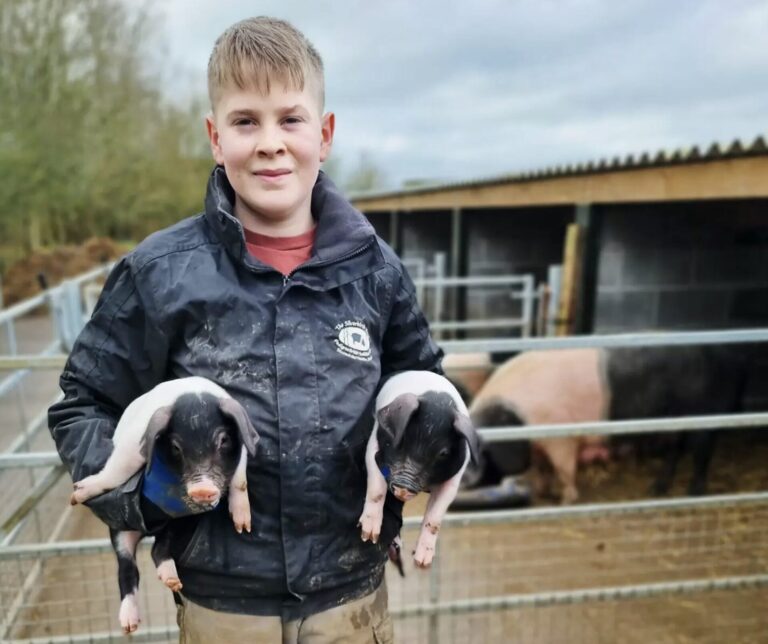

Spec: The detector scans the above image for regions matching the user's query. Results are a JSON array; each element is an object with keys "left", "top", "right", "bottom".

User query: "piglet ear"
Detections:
[
  {"left": 140, "top": 406, "right": 173, "bottom": 472},
  {"left": 454, "top": 412, "right": 481, "bottom": 465},
  {"left": 377, "top": 393, "right": 419, "bottom": 448},
  {"left": 219, "top": 397, "right": 260, "bottom": 457}
]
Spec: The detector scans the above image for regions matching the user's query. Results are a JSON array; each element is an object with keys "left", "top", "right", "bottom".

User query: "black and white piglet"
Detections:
[
  {"left": 70, "top": 377, "right": 259, "bottom": 633},
  {"left": 359, "top": 371, "right": 479, "bottom": 568}
]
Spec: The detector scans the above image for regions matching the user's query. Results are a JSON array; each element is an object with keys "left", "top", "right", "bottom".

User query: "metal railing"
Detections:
[
  {"left": 0, "top": 264, "right": 113, "bottom": 549},
  {"left": 404, "top": 254, "right": 540, "bottom": 337},
  {"left": 413, "top": 274, "right": 537, "bottom": 335},
  {"left": 440, "top": 326, "right": 768, "bottom": 354},
  {"left": 4, "top": 321, "right": 767, "bottom": 371},
  {"left": 1, "top": 492, "right": 766, "bottom": 642},
  {"left": 0, "top": 265, "right": 767, "bottom": 642}
]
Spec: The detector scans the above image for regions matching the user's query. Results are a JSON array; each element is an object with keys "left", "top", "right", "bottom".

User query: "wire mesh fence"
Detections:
[
  {"left": 393, "top": 584, "right": 768, "bottom": 644},
  {"left": 1, "top": 493, "right": 767, "bottom": 643}
]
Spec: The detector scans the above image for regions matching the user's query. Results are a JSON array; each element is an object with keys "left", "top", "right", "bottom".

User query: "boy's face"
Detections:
[{"left": 206, "top": 78, "right": 334, "bottom": 231}]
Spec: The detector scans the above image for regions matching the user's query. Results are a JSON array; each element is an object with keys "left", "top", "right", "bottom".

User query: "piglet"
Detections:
[
  {"left": 70, "top": 377, "right": 259, "bottom": 633},
  {"left": 359, "top": 371, "right": 479, "bottom": 569}
]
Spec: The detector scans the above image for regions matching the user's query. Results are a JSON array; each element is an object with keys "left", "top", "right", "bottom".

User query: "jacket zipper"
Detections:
[{"left": 281, "top": 238, "right": 375, "bottom": 288}]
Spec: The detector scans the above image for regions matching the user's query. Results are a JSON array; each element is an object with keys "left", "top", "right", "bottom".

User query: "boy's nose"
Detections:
[{"left": 256, "top": 127, "right": 286, "bottom": 157}]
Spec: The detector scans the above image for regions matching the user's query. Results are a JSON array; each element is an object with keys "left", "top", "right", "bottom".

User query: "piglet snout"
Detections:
[
  {"left": 187, "top": 483, "right": 221, "bottom": 505},
  {"left": 392, "top": 486, "right": 417, "bottom": 502}
]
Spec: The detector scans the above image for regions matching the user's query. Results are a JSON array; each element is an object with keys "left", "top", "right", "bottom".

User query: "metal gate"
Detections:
[{"left": 403, "top": 252, "right": 543, "bottom": 339}]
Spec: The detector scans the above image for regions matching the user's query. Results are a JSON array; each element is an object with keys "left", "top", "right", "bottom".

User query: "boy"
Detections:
[{"left": 48, "top": 16, "right": 442, "bottom": 644}]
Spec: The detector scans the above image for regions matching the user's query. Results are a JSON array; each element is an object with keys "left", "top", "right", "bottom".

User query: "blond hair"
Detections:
[{"left": 207, "top": 17, "right": 325, "bottom": 111}]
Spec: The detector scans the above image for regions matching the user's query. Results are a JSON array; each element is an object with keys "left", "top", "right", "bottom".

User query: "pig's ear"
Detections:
[
  {"left": 377, "top": 393, "right": 419, "bottom": 448},
  {"left": 219, "top": 397, "right": 260, "bottom": 457},
  {"left": 140, "top": 406, "right": 173, "bottom": 471},
  {"left": 454, "top": 412, "right": 481, "bottom": 465}
]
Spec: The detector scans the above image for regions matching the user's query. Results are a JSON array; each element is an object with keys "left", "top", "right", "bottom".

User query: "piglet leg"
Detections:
[
  {"left": 151, "top": 527, "right": 182, "bottom": 592},
  {"left": 228, "top": 445, "right": 251, "bottom": 533},
  {"left": 71, "top": 450, "right": 146, "bottom": 505},
  {"left": 359, "top": 429, "right": 387, "bottom": 544},
  {"left": 111, "top": 528, "right": 143, "bottom": 634},
  {"left": 413, "top": 452, "right": 468, "bottom": 568}
]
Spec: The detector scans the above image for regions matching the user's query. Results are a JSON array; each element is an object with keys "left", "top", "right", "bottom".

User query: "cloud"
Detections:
[{"left": 156, "top": 0, "right": 768, "bottom": 187}]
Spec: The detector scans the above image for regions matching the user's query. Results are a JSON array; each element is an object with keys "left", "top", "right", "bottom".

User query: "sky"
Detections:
[{"left": 158, "top": 0, "right": 768, "bottom": 189}]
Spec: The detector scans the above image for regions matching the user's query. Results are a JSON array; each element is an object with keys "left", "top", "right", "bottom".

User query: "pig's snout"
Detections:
[
  {"left": 391, "top": 485, "right": 417, "bottom": 502},
  {"left": 186, "top": 482, "right": 221, "bottom": 505}
]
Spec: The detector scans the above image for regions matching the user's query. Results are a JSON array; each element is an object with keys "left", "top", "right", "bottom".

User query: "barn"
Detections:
[{"left": 353, "top": 136, "right": 768, "bottom": 335}]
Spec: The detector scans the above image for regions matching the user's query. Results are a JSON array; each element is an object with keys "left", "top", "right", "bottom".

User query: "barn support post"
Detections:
[
  {"left": 389, "top": 209, "right": 401, "bottom": 255},
  {"left": 574, "top": 203, "right": 602, "bottom": 334},
  {"left": 450, "top": 207, "right": 467, "bottom": 339},
  {"left": 558, "top": 203, "right": 601, "bottom": 335}
]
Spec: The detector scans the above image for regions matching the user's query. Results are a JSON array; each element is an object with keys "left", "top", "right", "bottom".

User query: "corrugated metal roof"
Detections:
[{"left": 350, "top": 134, "right": 768, "bottom": 202}]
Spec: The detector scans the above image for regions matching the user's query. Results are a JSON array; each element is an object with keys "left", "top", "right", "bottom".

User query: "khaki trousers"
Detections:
[{"left": 177, "top": 581, "right": 394, "bottom": 644}]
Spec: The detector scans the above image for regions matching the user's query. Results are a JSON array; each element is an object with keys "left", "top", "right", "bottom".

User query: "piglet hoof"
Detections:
[
  {"left": 388, "top": 538, "right": 405, "bottom": 577},
  {"left": 70, "top": 476, "right": 103, "bottom": 505},
  {"left": 358, "top": 498, "right": 384, "bottom": 544},
  {"left": 413, "top": 532, "right": 437, "bottom": 569},
  {"left": 358, "top": 511, "right": 382, "bottom": 544},
  {"left": 229, "top": 495, "right": 251, "bottom": 534},
  {"left": 560, "top": 487, "right": 579, "bottom": 505},
  {"left": 412, "top": 545, "right": 435, "bottom": 569},
  {"left": 156, "top": 559, "right": 183, "bottom": 592},
  {"left": 119, "top": 595, "right": 141, "bottom": 634}
]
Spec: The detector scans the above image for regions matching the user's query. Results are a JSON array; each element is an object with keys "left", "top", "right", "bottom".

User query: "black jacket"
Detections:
[{"left": 48, "top": 167, "right": 443, "bottom": 619}]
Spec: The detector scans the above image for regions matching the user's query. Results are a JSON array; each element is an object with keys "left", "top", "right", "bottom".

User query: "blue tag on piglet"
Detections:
[
  {"left": 379, "top": 465, "right": 390, "bottom": 478},
  {"left": 142, "top": 451, "right": 193, "bottom": 517}
]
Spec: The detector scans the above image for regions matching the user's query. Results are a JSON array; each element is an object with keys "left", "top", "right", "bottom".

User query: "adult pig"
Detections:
[
  {"left": 469, "top": 349, "right": 609, "bottom": 503},
  {"left": 469, "top": 345, "right": 747, "bottom": 503}
]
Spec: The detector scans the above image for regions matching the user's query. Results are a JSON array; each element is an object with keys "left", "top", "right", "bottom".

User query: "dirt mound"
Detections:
[{"left": 1, "top": 238, "right": 122, "bottom": 307}]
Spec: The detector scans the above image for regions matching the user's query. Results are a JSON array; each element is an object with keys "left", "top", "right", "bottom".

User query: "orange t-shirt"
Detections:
[{"left": 244, "top": 227, "right": 315, "bottom": 276}]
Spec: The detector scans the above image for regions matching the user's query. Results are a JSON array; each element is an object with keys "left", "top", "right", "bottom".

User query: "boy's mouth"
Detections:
[{"left": 254, "top": 169, "right": 291, "bottom": 181}]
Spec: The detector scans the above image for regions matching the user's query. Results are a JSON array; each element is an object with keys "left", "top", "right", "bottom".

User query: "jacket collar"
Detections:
[{"left": 204, "top": 165, "right": 377, "bottom": 271}]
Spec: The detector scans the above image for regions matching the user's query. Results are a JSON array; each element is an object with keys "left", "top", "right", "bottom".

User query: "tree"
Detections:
[
  {"left": 344, "top": 150, "right": 387, "bottom": 194},
  {"left": 0, "top": 0, "right": 211, "bottom": 268}
]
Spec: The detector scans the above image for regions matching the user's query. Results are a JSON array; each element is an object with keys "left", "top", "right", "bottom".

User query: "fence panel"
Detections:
[{"left": 1, "top": 272, "right": 767, "bottom": 642}]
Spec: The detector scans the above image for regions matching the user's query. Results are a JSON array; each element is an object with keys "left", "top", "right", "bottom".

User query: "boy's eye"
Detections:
[
  {"left": 233, "top": 118, "right": 255, "bottom": 127},
  {"left": 283, "top": 116, "right": 302, "bottom": 125}
]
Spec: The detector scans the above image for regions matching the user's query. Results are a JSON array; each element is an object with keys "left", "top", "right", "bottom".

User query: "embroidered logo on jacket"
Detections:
[{"left": 334, "top": 321, "right": 372, "bottom": 362}]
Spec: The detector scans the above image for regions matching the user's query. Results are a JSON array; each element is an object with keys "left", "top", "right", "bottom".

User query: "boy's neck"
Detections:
[{"left": 234, "top": 195, "right": 314, "bottom": 238}]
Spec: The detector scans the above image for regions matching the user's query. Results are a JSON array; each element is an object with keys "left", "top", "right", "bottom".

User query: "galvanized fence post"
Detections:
[{"left": 428, "top": 539, "right": 441, "bottom": 644}]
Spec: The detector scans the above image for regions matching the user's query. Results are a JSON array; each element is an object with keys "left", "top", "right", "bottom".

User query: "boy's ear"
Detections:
[
  {"left": 206, "top": 112, "right": 225, "bottom": 165},
  {"left": 320, "top": 112, "right": 335, "bottom": 162}
]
